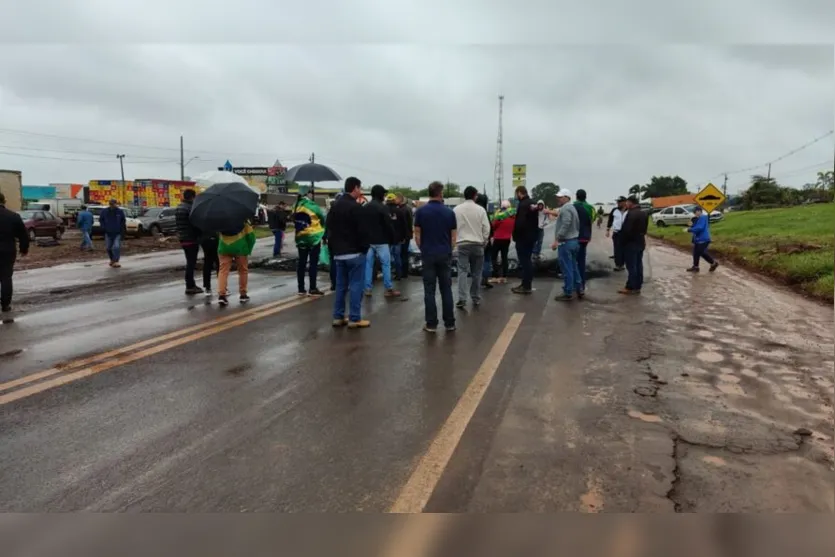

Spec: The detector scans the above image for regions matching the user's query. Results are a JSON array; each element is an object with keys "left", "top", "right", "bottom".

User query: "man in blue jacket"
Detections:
[
  {"left": 686, "top": 206, "right": 719, "bottom": 273},
  {"left": 99, "top": 199, "right": 126, "bottom": 268},
  {"left": 76, "top": 205, "right": 94, "bottom": 251}
]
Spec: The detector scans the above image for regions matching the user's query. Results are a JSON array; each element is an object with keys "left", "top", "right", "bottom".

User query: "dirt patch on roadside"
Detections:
[{"left": 16, "top": 232, "right": 180, "bottom": 271}]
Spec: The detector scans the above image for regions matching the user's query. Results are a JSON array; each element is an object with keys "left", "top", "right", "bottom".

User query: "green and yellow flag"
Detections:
[
  {"left": 293, "top": 196, "right": 325, "bottom": 249},
  {"left": 493, "top": 207, "right": 516, "bottom": 222},
  {"left": 218, "top": 222, "right": 256, "bottom": 257}
]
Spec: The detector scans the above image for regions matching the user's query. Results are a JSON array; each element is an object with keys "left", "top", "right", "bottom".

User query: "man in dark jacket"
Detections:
[
  {"left": 268, "top": 201, "right": 288, "bottom": 257},
  {"left": 573, "top": 189, "right": 594, "bottom": 290},
  {"left": 326, "top": 177, "right": 371, "bottom": 328},
  {"left": 362, "top": 185, "right": 400, "bottom": 298},
  {"left": 385, "top": 193, "right": 407, "bottom": 280},
  {"left": 175, "top": 189, "right": 203, "bottom": 294},
  {"left": 397, "top": 194, "right": 413, "bottom": 279},
  {"left": 511, "top": 185, "right": 540, "bottom": 294},
  {"left": 0, "top": 192, "right": 30, "bottom": 313},
  {"left": 619, "top": 196, "right": 649, "bottom": 295},
  {"left": 99, "top": 198, "right": 126, "bottom": 268}
]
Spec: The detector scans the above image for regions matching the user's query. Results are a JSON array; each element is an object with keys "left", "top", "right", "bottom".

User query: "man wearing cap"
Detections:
[
  {"left": 362, "top": 185, "right": 400, "bottom": 298},
  {"left": 606, "top": 196, "right": 627, "bottom": 271},
  {"left": 550, "top": 189, "right": 583, "bottom": 300},
  {"left": 573, "top": 189, "right": 595, "bottom": 290}
]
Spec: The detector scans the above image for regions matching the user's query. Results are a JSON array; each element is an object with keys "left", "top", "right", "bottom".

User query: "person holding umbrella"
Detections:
[
  {"left": 293, "top": 191, "right": 326, "bottom": 297},
  {"left": 216, "top": 220, "right": 256, "bottom": 306}
]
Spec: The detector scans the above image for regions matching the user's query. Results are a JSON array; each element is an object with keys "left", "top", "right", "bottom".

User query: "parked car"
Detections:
[
  {"left": 122, "top": 207, "right": 146, "bottom": 238},
  {"left": 652, "top": 204, "right": 723, "bottom": 227},
  {"left": 137, "top": 206, "right": 177, "bottom": 236},
  {"left": 17, "top": 209, "right": 66, "bottom": 241}
]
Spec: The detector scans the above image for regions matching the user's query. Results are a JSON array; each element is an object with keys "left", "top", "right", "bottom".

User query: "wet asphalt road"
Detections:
[{"left": 0, "top": 238, "right": 832, "bottom": 514}]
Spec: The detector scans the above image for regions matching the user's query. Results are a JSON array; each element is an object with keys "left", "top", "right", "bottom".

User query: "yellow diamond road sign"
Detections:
[
  {"left": 695, "top": 183, "right": 726, "bottom": 213},
  {"left": 512, "top": 164, "right": 527, "bottom": 177}
]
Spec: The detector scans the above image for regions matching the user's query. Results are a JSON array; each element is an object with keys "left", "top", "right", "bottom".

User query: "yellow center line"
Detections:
[
  {"left": 389, "top": 312, "right": 525, "bottom": 513},
  {"left": 0, "top": 293, "right": 331, "bottom": 404}
]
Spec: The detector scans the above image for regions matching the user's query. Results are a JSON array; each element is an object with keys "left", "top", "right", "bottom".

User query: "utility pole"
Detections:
[
  {"left": 766, "top": 162, "right": 772, "bottom": 181},
  {"left": 493, "top": 95, "right": 505, "bottom": 203},
  {"left": 722, "top": 173, "right": 728, "bottom": 198},
  {"left": 308, "top": 152, "right": 315, "bottom": 197},
  {"left": 180, "top": 135, "right": 185, "bottom": 181},
  {"left": 116, "top": 154, "right": 126, "bottom": 188}
]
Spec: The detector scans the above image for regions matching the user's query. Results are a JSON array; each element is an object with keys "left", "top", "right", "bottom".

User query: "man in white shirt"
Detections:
[
  {"left": 606, "top": 196, "right": 627, "bottom": 271},
  {"left": 453, "top": 186, "right": 491, "bottom": 309}
]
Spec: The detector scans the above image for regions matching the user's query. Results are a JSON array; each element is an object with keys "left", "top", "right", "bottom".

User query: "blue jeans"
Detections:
[
  {"left": 390, "top": 244, "right": 402, "bottom": 278},
  {"left": 272, "top": 229, "right": 284, "bottom": 257},
  {"left": 624, "top": 243, "right": 645, "bottom": 291},
  {"left": 80, "top": 229, "right": 92, "bottom": 249},
  {"left": 105, "top": 234, "right": 121, "bottom": 262},
  {"left": 557, "top": 238, "right": 583, "bottom": 296},
  {"left": 365, "top": 244, "right": 392, "bottom": 290},
  {"left": 577, "top": 241, "right": 588, "bottom": 287},
  {"left": 333, "top": 254, "right": 366, "bottom": 322},
  {"left": 297, "top": 243, "right": 320, "bottom": 293},
  {"left": 422, "top": 252, "right": 455, "bottom": 328},
  {"left": 515, "top": 240, "right": 535, "bottom": 289},
  {"left": 533, "top": 228, "right": 545, "bottom": 256}
]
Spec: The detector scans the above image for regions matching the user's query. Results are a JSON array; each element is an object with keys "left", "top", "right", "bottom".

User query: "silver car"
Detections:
[{"left": 652, "top": 204, "right": 723, "bottom": 227}]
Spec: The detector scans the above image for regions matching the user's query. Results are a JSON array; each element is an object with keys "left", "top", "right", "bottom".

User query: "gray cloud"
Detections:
[{"left": 0, "top": 3, "right": 833, "bottom": 201}]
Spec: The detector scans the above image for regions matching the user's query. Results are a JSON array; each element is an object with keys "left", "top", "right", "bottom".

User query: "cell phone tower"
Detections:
[{"left": 493, "top": 94, "right": 505, "bottom": 203}]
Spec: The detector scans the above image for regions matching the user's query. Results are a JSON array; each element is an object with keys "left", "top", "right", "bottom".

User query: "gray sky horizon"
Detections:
[{"left": 1, "top": 3, "right": 833, "bottom": 203}]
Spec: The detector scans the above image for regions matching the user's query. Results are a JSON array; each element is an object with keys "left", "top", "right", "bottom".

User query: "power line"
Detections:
[
  {"left": 0, "top": 150, "right": 178, "bottom": 164},
  {"left": 0, "top": 144, "right": 176, "bottom": 161}
]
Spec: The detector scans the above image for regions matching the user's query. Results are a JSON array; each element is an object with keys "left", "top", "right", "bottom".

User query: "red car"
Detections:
[{"left": 17, "top": 210, "right": 66, "bottom": 241}]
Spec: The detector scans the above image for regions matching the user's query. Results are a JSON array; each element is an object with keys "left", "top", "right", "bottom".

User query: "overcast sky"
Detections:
[{"left": 1, "top": 1, "right": 833, "bottom": 202}]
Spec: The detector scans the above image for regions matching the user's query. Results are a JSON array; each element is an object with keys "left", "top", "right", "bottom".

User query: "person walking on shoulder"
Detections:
[
  {"left": 76, "top": 205, "right": 94, "bottom": 251},
  {"left": 217, "top": 220, "right": 256, "bottom": 306},
  {"left": 454, "top": 186, "right": 490, "bottom": 309},
  {"left": 0, "top": 192, "right": 29, "bottom": 313},
  {"left": 686, "top": 206, "right": 719, "bottom": 273},
  {"left": 268, "top": 201, "right": 288, "bottom": 258},
  {"left": 511, "top": 185, "right": 540, "bottom": 294},
  {"left": 99, "top": 198, "right": 126, "bottom": 268},
  {"left": 362, "top": 185, "right": 400, "bottom": 298},
  {"left": 619, "top": 196, "right": 649, "bottom": 295},
  {"left": 550, "top": 189, "right": 583, "bottom": 301},
  {"left": 326, "top": 177, "right": 371, "bottom": 329},
  {"left": 176, "top": 189, "right": 204, "bottom": 295},
  {"left": 490, "top": 200, "right": 515, "bottom": 284},
  {"left": 293, "top": 191, "right": 326, "bottom": 297},
  {"left": 573, "top": 189, "right": 595, "bottom": 291},
  {"left": 414, "top": 181, "right": 457, "bottom": 333}
]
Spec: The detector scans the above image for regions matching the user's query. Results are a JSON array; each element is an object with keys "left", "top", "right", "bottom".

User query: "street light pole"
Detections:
[
  {"left": 117, "top": 153, "right": 126, "bottom": 186},
  {"left": 180, "top": 135, "right": 185, "bottom": 181}
]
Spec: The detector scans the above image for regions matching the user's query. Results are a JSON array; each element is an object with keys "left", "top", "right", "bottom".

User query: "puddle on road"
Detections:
[
  {"left": 696, "top": 351, "right": 724, "bottom": 363},
  {"left": 702, "top": 455, "right": 727, "bottom": 467},
  {"left": 628, "top": 410, "right": 663, "bottom": 423},
  {"left": 0, "top": 348, "right": 23, "bottom": 358}
]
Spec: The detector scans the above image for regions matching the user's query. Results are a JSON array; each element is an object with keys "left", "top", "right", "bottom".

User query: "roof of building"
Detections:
[{"left": 651, "top": 194, "right": 696, "bottom": 209}]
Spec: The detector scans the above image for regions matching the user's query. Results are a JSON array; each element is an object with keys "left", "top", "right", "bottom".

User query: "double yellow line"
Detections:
[{"left": 0, "top": 293, "right": 329, "bottom": 406}]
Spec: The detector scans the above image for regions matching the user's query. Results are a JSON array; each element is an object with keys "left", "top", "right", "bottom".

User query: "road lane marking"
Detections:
[
  {"left": 0, "top": 293, "right": 310, "bottom": 394},
  {"left": 389, "top": 312, "right": 525, "bottom": 513},
  {"left": 0, "top": 294, "right": 331, "bottom": 405}
]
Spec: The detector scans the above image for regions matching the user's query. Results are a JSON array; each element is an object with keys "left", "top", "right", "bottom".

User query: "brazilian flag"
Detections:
[{"left": 293, "top": 196, "right": 325, "bottom": 249}]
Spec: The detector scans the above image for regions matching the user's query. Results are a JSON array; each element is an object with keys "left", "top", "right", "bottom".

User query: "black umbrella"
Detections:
[
  {"left": 283, "top": 162, "right": 342, "bottom": 185},
  {"left": 190, "top": 182, "right": 259, "bottom": 233}
]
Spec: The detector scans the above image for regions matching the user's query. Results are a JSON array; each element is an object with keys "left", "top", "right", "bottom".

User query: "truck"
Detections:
[
  {"left": 27, "top": 198, "right": 83, "bottom": 223},
  {"left": 0, "top": 169, "right": 23, "bottom": 211}
]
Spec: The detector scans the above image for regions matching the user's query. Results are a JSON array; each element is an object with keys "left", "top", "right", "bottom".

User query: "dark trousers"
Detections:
[
  {"left": 577, "top": 241, "right": 588, "bottom": 287},
  {"left": 492, "top": 239, "right": 510, "bottom": 278},
  {"left": 613, "top": 232, "right": 625, "bottom": 268},
  {"left": 692, "top": 242, "right": 715, "bottom": 267},
  {"left": 297, "top": 243, "right": 321, "bottom": 293},
  {"left": 272, "top": 229, "right": 284, "bottom": 257},
  {"left": 201, "top": 238, "right": 219, "bottom": 290},
  {"left": 400, "top": 241, "right": 411, "bottom": 277},
  {"left": 182, "top": 244, "right": 200, "bottom": 289},
  {"left": 0, "top": 252, "right": 15, "bottom": 309},
  {"left": 330, "top": 259, "right": 337, "bottom": 289},
  {"left": 421, "top": 253, "right": 455, "bottom": 328},
  {"left": 515, "top": 240, "right": 535, "bottom": 289},
  {"left": 624, "top": 242, "right": 645, "bottom": 291}
]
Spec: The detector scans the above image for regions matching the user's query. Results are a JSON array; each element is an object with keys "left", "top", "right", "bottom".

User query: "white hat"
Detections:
[{"left": 557, "top": 188, "right": 572, "bottom": 198}]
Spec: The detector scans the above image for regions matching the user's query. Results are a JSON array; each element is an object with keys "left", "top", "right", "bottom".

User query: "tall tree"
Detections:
[
  {"left": 640, "top": 175, "right": 689, "bottom": 199},
  {"left": 530, "top": 182, "right": 559, "bottom": 208},
  {"left": 741, "top": 174, "right": 781, "bottom": 209},
  {"left": 816, "top": 170, "right": 834, "bottom": 192},
  {"left": 628, "top": 184, "right": 642, "bottom": 195}
]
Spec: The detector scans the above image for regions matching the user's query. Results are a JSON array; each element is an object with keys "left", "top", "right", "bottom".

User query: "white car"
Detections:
[{"left": 652, "top": 204, "right": 723, "bottom": 227}]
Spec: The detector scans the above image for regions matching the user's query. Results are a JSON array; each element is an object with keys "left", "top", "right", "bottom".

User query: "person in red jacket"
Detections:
[{"left": 490, "top": 200, "right": 516, "bottom": 284}]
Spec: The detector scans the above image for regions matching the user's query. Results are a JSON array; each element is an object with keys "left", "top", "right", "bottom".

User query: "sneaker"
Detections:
[
  {"left": 511, "top": 285, "right": 532, "bottom": 295},
  {"left": 348, "top": 319, "right": 371, "bottom": 329},
  {"left": 364, "top": 289, "right": 373, "bottom": 297},
  {"left": 709, "top": 262, "right": 719, "bottom": 273},
  {"left": 445, "top": 324, "right": 457, "bottom": 332},
  {"left": 554, "top": 294, "right": 573, "bottom": 301},
  {"left": 482, "top": 281, "right": 494, "bottom": 290},
  {"left": 686, "top": 267, "right": 700, "bottom": 273},
  {"left": 218, "top": 295, "right": 229, "bottom": 306},
  {"left": 297, "top": 290, "right": 307, "bottom": 297},
  {"left": 577, "top": 290, "right": 585, "bottom": 299},
  {"left": 473, "top": 298, "right": 481, "bottom": 307},
  {"left": 384, "top": 289, "right": 401, "bottom": 298},
  {"left": 613, "top": 266, "right": 624, "bottom": 272},
  {"left": 239, "top": 294, "right": 250, "bottom": 304},
  {"left": 185, "top": 286, "right": 204, "bottom": 295},
  {"left": 1, "top": 305, "right": 11, "bottom": 313},
  {"left": 204, "top": 288, "right": 212, "bottom": 296},
  {"left": 332, "top": 318, "right": 349, "bottom": 327},
  {"left": 112, "top": 262, "right": 121, "bottom": 268},
  {"left": 456, "top": 300, "right": 467, "bottom": 309},
  {"left": 309, "top": 289, "right": 325, "bottom": 297},
  {"left": 423, "top": 324, "right": 438, "bottom": 333}
]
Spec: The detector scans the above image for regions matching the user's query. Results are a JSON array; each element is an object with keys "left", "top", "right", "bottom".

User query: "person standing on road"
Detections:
[
  {"left": 490, "top": 200, "right": 515, "bottom": 284},
  {"left": 217, "top": 219, "right": 256, "bottom": 306},
  {"left": 476, "top": 193, "right": 494, "bottom": 290},
  {"left": 326, "top": 177, "right": 371, "bottom": 329},
  {"left": 511, "top": 185, "right": 540, "bottom": 295},
  {"left": 175, "top": 189, "right": 204, "bottom": 295},
  {"left": 200, "top": 229, "right": 219, "bottom": 295},
  {"left": 76, "top": 205, "right": 94, "bottom": 251},
  {"left": 362, "top": 185, "right": 400, "bottom": 298},
  {"left": 293, "top": 191, "right": 326, "bottom": 297},
  {"left": 532, "top": 200, "right": 549, "bottom": 260},
  {"left": 385, "top": 193, "right": 407, "bottom": 281},
  {"left": 398, "top": 193, "right": 413, "bottom": 280},
  {"left": 573, "top": 189, "right": 595, "bottom": 290},
  {"left": 414, "top": 181, "right": 457, "bottom": 333},
  {"left": 606, "top": 196, "right": 627, "bottom": 272},
  {"left": 99, "top": 198, "right": 126, "bottom": 268},
  {"left": 550, "top": 189, "right": 583, "bottom": 301},
  {"left": 454, "top": 186, "right": 491, "bottom": 309},
  {"left": 619, "top": 196, "right": 649, "bottom": 295},
  {"left": 268, "top": 201, "right": 288, "bottom": 258},
  {"left": 0, "top": 192, "right": 29, "bottom": 314},
  {"left": 324, "top": 193, "right": 343, "bottom": 291},
  {"left": 686, "top": 206, "right": 719, "bottom": 273}
]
